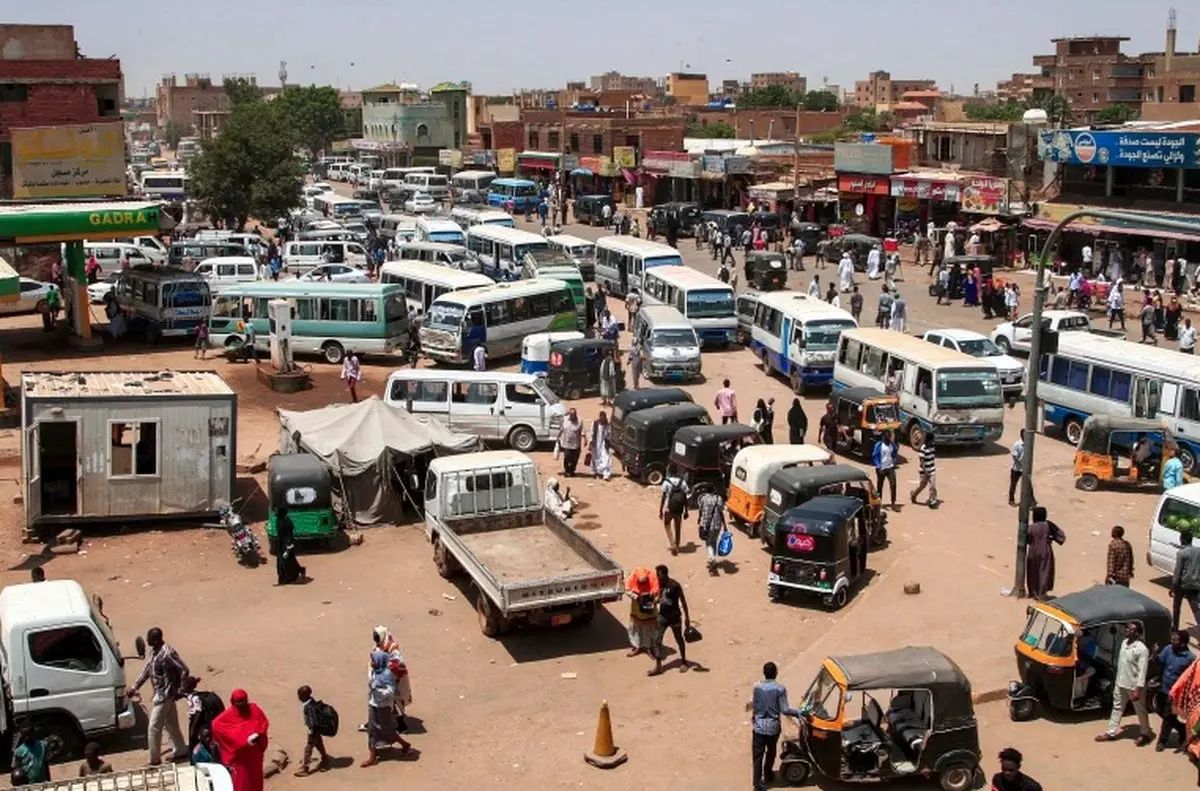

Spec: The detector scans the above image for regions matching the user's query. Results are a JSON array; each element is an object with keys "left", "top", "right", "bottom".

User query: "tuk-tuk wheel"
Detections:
[
  {"left": 645, "top": 467, "right": 665, "bottom": 486},
  {"left": 907, "top": 422, "right": 926, "bottom": 449},
  {"left": 566, "top": 386, "right": 582, "bottom": 400},
  {"left": 1064, "top": 417, "right": 1084, "bottom": 446},
  {"left": 1076, "top": 473, "right": 1100, "bottom": 492},
  {"left": 768, "top": 584, "right": 782, "bottom": 603},
  {"left": 790, "top": 370, "right": 805, "bottom": 395},
  {"left": 781, "top": 758, "right": 811, "bottom": 785},
  {"left": 828, "top": 586, "right": 849, "bottom": 610},
  {"left": 937, "top": 761, "right": 977, "bottom": 791},
  {"left": 1009, "top": 697, "right": 1036, "bottom": 722}
]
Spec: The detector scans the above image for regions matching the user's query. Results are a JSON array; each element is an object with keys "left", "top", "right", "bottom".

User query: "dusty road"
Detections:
[{"left": 0, "top": 212, "right": 1192, "bottom": 791}]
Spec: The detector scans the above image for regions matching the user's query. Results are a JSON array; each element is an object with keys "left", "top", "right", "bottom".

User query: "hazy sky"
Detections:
[{"left": 10, "top": 1, "right": 1193, "bottom": 99}]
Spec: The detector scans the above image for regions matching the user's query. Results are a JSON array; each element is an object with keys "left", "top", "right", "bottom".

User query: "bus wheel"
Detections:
[
  {"left": 907, "top": 422, "right": 925, "bottom": 448},
  {"left": 790, "top": 369, "right": 805, "bottom": 395},
  {"left": 322, "top": 341, "right": 345, "bottom": 364},
  {"left": 1064, "top": 417, "right": 1084, "bottom": 445},
  {"left": 1180, "top": 447, "right": 1197, "bottom": 474}
]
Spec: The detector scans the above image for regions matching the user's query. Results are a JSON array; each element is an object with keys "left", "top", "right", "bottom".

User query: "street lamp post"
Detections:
[{"left": 1013, "top": 208, "right": 1200, "bottom": 596}]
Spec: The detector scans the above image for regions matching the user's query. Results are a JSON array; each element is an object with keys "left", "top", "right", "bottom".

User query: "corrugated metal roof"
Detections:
[{"left": 22, "top": 371, "right": 234, "bottom": 399}]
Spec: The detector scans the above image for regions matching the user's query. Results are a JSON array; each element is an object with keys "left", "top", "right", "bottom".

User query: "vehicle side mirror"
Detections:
[
  {"left": 135, "top": 636, "right": 146, "bottom": 660},
  {"left": 796, "top": 337, "right": 806, "bottom": 349}
]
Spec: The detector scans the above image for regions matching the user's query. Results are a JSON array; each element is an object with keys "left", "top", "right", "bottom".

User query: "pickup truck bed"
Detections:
[{"left": 460, "top": 524, "right": 599, "bottom": 580}]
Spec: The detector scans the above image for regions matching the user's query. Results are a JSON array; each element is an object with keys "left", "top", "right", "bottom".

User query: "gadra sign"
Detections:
[{"left": 0, "top": 202, "right": 162, "bottom": 243}]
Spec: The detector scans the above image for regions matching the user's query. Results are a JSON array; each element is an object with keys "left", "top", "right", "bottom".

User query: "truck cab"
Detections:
[
  {"left": 0, "top": 580, "right": 138, "bottom": 755},
  {"left": 424, "top": 450, "right": 540, "bottom": 531}
]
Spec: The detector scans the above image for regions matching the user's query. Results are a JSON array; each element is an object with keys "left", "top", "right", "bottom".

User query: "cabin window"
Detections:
[
  {"left": 28, "top": 626, "right": 103, "bottom": 672},
  {"left": 109, "top": 420, "right": 159, "bottom": 477}
]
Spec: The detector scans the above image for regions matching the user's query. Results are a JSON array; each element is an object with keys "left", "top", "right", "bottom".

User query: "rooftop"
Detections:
[{"left": 22, "top": 370, "right": 235, "bottom": 399}]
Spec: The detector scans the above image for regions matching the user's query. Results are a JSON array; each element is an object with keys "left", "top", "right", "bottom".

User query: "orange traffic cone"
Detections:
[{"left": 584, "top": 700, "right": 628, "bottom": 768}]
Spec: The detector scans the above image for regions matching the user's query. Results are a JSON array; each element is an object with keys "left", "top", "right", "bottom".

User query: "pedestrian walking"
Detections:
[
  {"left": 787, "top": 398, "right": 807, "bottom": 444},
  {"left": 361, "top": 652, "right": 410, "bottom": 766},
  {"left": 1140, "top": 296, "right": 1158, "bottom": 344},
  {"left": 696, "top": 485, "right": 726, "bottom": 573},
  {"left": 625, "top": 288, "right": 642, "bottom": 325},
  {"left": 274, "top": 507, "right": 306, "bottom": 585},
  {"left": 472, "top": 342, "right": 487, "bottom": 372},
  {"left": 1155, "top": 630, "right": 1196, "bottom": 751},
  {"left": 295, "top": 686, "right": 333, "bottom": 776},
  {"left": 1182, "top": 317, "right": 1197, "bottom": 354},
  {"left": 849, "top": 285, "right": 863, "bottom": 323},
  {"left": 599, "top": 349, "right": 618, "bottom": 405},
  {"left": 871, "top": 430, "right": 899, "bottom": 508},
  {"left": 876, "top": 286, "right": 893, "bottom": 329},
  {"left": 1108, "top": 282, "right": 1126, "bottom": 330},
  {"left": 1025, "top": 506, "right": 1065, "bottom": 600},
  {"left": 1008, "top": 430, "right": 1028, "bottom": 506},
  {"left": 341, "top": 352, "right": 361, "bottom": 403},
  {"left": 888, "top": 291, "right": 907, "bottom": 332},
  {"left": 807, "top": 274, "right": 820, "bottom": 298},
  {"left": 753, "top": 398, "right": 775, "bottom": 444},
  {"left": 1172, "top": 530, "right": 1200, "bottom": 631},
  {"left": 749, "top": 662, "right": 799, "bottom": 791},
  {"left": 648, "top": 565, "right": 695, "bottom": 676},
  {"left": 194, "top": 321, "right": 210, "bottom": 360},
  {"left": 590, "top": 411, "right": 614, "bottom": 480},
  {"left": 625, "top": 567, "right": 659, "bottom": 657},
  {"left": 991, "top": 747, "right": 1042, "bottom": 791},
  {"left": 714, "top": 379, "right": 738, "bottom": 424},
  {"left": 1106, "top": 525, "right": 1134, "bottom": 586},
  {"left": 557, "top": 408, "right": 584, "bottom": 476},
  {"left": 1095, "top": 621, "right": 1154, "bottom": 746},
  {"left": 819, "top": 402, "right": 838, "bottom": 451},
  {"left": 128, "top": 628, "right": 190, "bottom": 766},
  {"left": 181, "top": 675, "right": 224, "bottom": 756},
  {"left": 629, "top": 341, "right": 643, "bottom": 389},
  {"left": 909, "top": 434, "right": 940, "bottom": 507},
  {"left": 660, "top": 468, "right": 689, "bottom": 555}
]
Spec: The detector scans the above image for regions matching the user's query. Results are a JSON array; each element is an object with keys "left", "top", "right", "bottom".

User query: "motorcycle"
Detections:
[{"left": 214, "top": 503, "right": 263, "bottom": 567}]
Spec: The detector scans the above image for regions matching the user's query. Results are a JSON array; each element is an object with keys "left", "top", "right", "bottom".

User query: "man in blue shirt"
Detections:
[
  {"left": 1156, "top": 629, "right": 1195, "bottom": 751},
  {"left": 750, "top": 661, "right": 799, "bottom": 791},
  {"left": 1162, "top": 454, "right": 1186, "bottom": 490}
]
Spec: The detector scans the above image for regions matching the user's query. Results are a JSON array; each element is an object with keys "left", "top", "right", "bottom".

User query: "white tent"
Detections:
[{"left": 277, "top": 397, "right": 480, "bottom": 525}]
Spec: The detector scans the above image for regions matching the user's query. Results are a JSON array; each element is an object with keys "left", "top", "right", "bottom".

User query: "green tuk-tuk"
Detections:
[{"left": 267, "top": 453, "right": 338, "bottom": 552}]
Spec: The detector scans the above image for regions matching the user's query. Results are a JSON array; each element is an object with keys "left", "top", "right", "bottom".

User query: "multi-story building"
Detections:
[
  {"left": 1029, "top": 36, "right": 1152, "bottom": 123},
  {"left": 0, "top": 23, "right": 123, "bottom": 197},
  {"left": 430, "top": 82, "right": 469, "bottom": 149},
  {"left": 590, "top": 71, "right": 658, "bottom": 94},
  {"left": 666, "top": 73, "right": 709, "bottom": 106},
  {"left": 339, "top": 91, "right": 362, "bottom": 138},
  {"left": 192, "top": 109, "right": 229, "bottom": 141},
  {"left": 750, "top": 72, "right": 807, "bottom": 95},
  {"left": 360, "top": 83, "right": 452, "bottom": 165},
  {"left": 1141, "top": 16, "right": 1200, "bottom": 122},
  {"left": 156, "top": 73, "right": 231, "bottom": 131},
  {"left": 996, "top": 72, "right": 1055, "bottom": 103},
  {"left": 520, "top": 110, "right": 684, "bottom": 159},
  {"left": 854, "top": 71, "right": 937, "bottom": 111},
  {"left": 718, "top": 79, "right": 742, "bottom": 102}
]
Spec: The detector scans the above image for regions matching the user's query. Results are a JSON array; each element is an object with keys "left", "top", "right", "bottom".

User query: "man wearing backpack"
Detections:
[
  {"left": 660, "top": 468, "right": 690, "bottom": 555},
  {"left": 295, "top": 686, "right": 334, "bottom": 776}
]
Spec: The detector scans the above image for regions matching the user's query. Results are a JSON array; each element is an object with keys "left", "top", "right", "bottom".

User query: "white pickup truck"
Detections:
[
  {"left": 23, "top": 762, "right": 232, "bottom": 791},
  {"left": 989, "top": 309, "right": 1124, "bottom": 354}
]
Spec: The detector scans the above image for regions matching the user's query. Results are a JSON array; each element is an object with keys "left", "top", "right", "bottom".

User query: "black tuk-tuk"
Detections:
[
  {"left": 829, "top": 387, "right": 902, "bottom": 457},
  {"left": 759, "top": 465, "right": 887, "bottom": 548},
  {"left": 611, "top": 387, "right": 693, "bottom": 459},
  {"left": 929, "top": 254, "right": 995, "bottom": 300},
  {"left": 781, "top": 647, "right": 982, "bottom": 790},
  {"left": 791, "top": 221, "right": 822, "bottom": 251},
  {"left": 621, "top": 402, "right": 711, "bottom": 485},
  {"left": 1008, "top": 585, "right": 1172, "bottom": 721},
  {"left": 767, "top": 495, "right": 868, "bottom": 610},
  {"left": 546, "top": 338, "right": 615, "bottom": 400},
  {"left": 823, "top": 233, "right": 881, "bottom": 268},
  {"left": 267, "top": 453, "right": 339, "bottom": 553},
  {"left": 744, "top": 251, "right": 788, "bottom": 290},
  {"left": 668, "top": 423, "right": 759, "bottom": 494}
]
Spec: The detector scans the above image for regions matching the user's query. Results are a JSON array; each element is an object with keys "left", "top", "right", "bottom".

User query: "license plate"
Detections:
[{"left": 550, "top": 613, "right": 572, "bottom": 626}]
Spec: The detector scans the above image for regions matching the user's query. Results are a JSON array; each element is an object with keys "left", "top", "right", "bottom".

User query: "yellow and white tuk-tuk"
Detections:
[{"left": 726, "top": 444, "right": 832, "bottom": 538}]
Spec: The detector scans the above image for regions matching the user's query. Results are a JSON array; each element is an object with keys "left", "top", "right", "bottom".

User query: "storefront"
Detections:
[
  {"left": 836, "top": 174, "right": 891, "bottom": 236},
  {"left": 889, "top": 172, "right": 963, "bottom": 230},
  {"left": 1021, "top": 203, "right": 1200, "bottom": 274},
  {"left": 350, "top": 139, "right": 410, "bottom": 168},
  {"left": 747, "top": 182, "right": 796, "bottom": 215},
  {"left": 516, "top": 151, "right": 561, "bottom": 182},
  {"left": 643, "top": 151, "right": 699, "bottom": 205}
]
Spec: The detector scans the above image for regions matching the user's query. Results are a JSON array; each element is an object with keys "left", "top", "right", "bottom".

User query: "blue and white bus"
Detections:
[
  {"left": 1036, "top": 332, "right": 1200, "bottom": 470},
  {"left": 641, "top": 265, "right": 737, "bottom": 346},
  {"left": 593, "top": 237, "right": 683, "bottom": 298},
  {"left": 487, "top": 178, "right": 539, "bottom": 212},
  {"left": 112, "top": 266, "right": 210, "bottom": 341},
  {"left": 750, "top": 291, "right": 857, "bottom": 392},
  {"left": 465, "top": 225, "right": 549, "bottom": 281}
]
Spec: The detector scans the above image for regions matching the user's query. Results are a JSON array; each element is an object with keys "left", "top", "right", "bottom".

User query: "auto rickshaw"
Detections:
[
  {"left": 1073, "top": 415, "right": 1177, "bottom": 492},
  {"left": 726, "top": 444, "right": 832, "bottom": 537},
  {"left": 830, "top": 387, "right": 901, "bottom": 457},
  {"left": 668, "top": 423, "right": 759, "bottom": 495},
  {"left": 266, "top": 453, "right": 339, "bottom": 553},
  {"left": 1008, "top": 584, "right": 1171, "bottom": 721},
  {"left": 620, "top": 402, "right": 711, "bottom": 485},
  {"left": 743, "top": 250, "right": 788, "bottom": 291},
  {"left": 780, "top": 647, "right": 982, "bottom": 790},
  {"left": 610, "top": 387, "right": 693, "bottom": 459},
  {"left": 759, "top": 464, "right": 887, "bottom": 549},
  {"left": 767, "top": 495, "right": 869, "bottom": 609},
  {"left": 520, "top": 330, "right": 584, "bottom": 375},
  {"left": 545, "top": 338, "right": 615, "bottom": 399}
]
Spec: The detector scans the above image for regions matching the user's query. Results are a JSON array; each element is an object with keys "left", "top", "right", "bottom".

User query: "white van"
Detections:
[
  {"left": 192, "top": 256, "right": 260, "bottom": 289},
  {"left": 283, "top": 240, "right": 368, "bottom": 275},
  {"left": 633, "top": 305, "right": 702, "bottom": 382},
  {"left": 1148, "top": 482, "right": 1200, "bottom": 574},
  {"left": 384, "top": 369, "right": 565, "bottom": 451},
  {"left": 396, "top": 241, "right": 477, "bottom": 271},
  {"left": 0, "top": 580, "right": 138, "bottom": 752},
  {"left": 404, "top": 172, "right": 450, "bottom": 201},
  {"left": 81, "top": 242, "right": 157, "bottom": 274},
  {"left": 379, "top": 214, "right": 419, "bottom": 243}
]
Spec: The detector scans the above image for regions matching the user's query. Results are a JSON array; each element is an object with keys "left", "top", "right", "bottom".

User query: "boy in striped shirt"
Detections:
[{"left": 910, "top": 434, "right": 941, "bottom": 508}]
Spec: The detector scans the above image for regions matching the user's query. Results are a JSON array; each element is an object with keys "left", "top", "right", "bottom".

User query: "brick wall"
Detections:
[
  {"left": 489, "top": 120, "right": 524, "bottom": 151},
  {"left": 157, "top": 85, "right": 230, "bottom": 130},
  {"left": 0, "top": 58, "right": 121, "bottom": 81},
  {"left": 0, "top": 84, "right": 112, "bottom": 142},
  {"left": 690, "top": 109, "right": 848, "bottom": 138},
  {"left": 0, "top": 24, "right": 75, "bottom": 60}
]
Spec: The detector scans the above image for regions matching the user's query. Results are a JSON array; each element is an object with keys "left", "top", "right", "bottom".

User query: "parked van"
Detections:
[
  {"left": 546, "top": 234, "right": 596, "bottom": 280},
  {"left": 451, "top": 169, "right": 496, "bottom": 197},
  {"left": 385, "top": 369, "right": 565, "bottom": 451},
  {"left": 283, "top": 240, "right": 368, "bottom": 275},
  {"left": 0, "top": 580, "right": 139, "bottom": 755},
  {"left": 169, "top": 240, "right": 250, "bottom": 268},
  {"left": 405, "top": 172, "right": 450, "bottom": 201},
  {"left": 81, "top": 242, "right": 158, "bottom": 274},
  {"left": 1148, "top": 482, "right": 1200, "bottom": 575},
  {"left": 379, "top": 214, "right": 419, "bottom": 243},
  {"left": 396, "top": 241, "right": 478, "bottom": 271},
  {"left": 416, "top": 217, "right": 466, "bottom": 246},
  {"left": 633, "top": 305, "right": 702, "bottom": 382},
  {"left": 192, "top": 256, "right": 260, "bottom": 289}
]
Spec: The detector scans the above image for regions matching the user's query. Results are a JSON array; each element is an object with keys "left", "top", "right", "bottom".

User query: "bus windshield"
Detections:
[
  {"left": 384, "top": 293, "right": 408, "bottom": 323},
  {"left": 653, "top": 329, "right": 699, "bottom": 347},
  {"left": 426, "top": 302, "right": 465, "bottom": 331},
  {"left": 805, "top": 320, "right": 856, "bottom": 350},
  {"left": 936, "top": 369, "right": 1002, "bottom": 409},
  {"left": 163, "top": 281, "right": 210, "bottom": 308},
  {"left": 429, "top": 231, "right": 464, "bottom": 244},
  {"left": 645, "top": 255, "right": 684, "bottom": 269},
  {"left": 686, "top": 289, "right": 735, "bottom": 319}
]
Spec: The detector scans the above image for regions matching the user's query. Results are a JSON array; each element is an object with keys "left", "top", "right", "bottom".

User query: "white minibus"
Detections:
[
  {"left": 450, "top": 207, "right": 515, "bottom": 230},
  {"left": 465, "top": 226, "right": 549, "bottom": 281},
  {"left": 416, "top": 217, "right": 466, "bottom": 246},
  {"left": 641, "top": 265, "right": 737, "bottom": 347},
  {"left": 380, "top": 260, "right": 493, "bottom": 317},
  {"left": 593, "top": 236, "right": 683, "bottom": 297},
  {"left": 420, "top": 279, "right": 576, "bottom": 364},
  {"left": 546, "top": 234, "right": 595, "bottom": 280},
  {"left": 750, "top": 291, "right": 857, "bottom": 393}
]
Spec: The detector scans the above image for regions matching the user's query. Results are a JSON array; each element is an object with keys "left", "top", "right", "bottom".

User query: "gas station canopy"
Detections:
[{"left": 0, "top": 201, "right": 167, "bottom": 244}]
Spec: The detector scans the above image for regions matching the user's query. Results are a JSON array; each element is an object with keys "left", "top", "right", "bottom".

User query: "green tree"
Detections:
[
  {"left": 274, "top": 85, "right": 345, "bottom": 157},
  {"left": 223, "top": 77, "right": 263, "bottom": 106},
  {"left": 162, "top": 120, "right": 186, "bottom": 149},
  {"left": 1094, "top": 103, "right": 1139, "bottom": 124},
  {"left": 189, "top": 101, "right": 303, "bottom": 230},
  {"left": 1031, "top": 93, "right": 1072, "bottom": 127},
  {"left": 685, "top": 120, "right": 736, "bottom": 138},
  {"left": 964, "top": 101, "right": 1028, "bottom": 122},
  {"left": 803, "top": 91, "right": 839, "bottom": 111},
  {"left": 842, "top": 109, "right": 893, "bottom": 133},
  {"left": 739, "top": 85, "right": 802, "bottom": 108}
]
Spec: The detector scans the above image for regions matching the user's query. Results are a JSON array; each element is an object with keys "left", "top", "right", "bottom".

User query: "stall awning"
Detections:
[{"left": 1021, "top": 216, "right": 1200, "bottom": 243}]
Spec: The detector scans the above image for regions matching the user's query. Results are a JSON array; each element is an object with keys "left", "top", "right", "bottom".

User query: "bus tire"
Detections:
[
  {"left": 906, "top": 421, "right": 925, "bottom": 448},
  {"left": 322, "top": 341, "right": 345, "bottom": 365},
  {"left": 790, "top": 369, "right": 805, "bottom": 395},
  {"left": 508, "top": 425, "right": 537, "bottom": 452},
  {"left": 1064, "top": 416, "right": 1084, "bottom": 445},
  {"left": 1181, "top": 447, "right": 1198, "bottom": 474}
]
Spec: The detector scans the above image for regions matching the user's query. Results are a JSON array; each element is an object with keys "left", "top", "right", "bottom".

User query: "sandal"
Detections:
[
  {"left": 294, "top": 767, "right": 312, "bottom": 777},
  {"left": 647, "top": 667, "right": 665, "bottom": 677}
]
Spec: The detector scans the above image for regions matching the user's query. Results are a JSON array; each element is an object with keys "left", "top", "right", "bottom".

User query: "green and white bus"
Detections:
[
  {"left": 420, "top": 279, "right": 577, "bottom": 364},
  {"left": 208, "top": 281, "right": 409, "bottom": 364}
]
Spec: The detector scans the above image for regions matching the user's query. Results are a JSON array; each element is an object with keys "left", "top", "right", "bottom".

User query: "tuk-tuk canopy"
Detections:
[
  {"left": 841, "top": 233, "right": 880, "bottom": 247},
  {"left": 1077, "top": 415, "right": 1173, "bottom": 454},
  {"left": 268, "top": 453, "right": 333, "bottom": 508},
  {"left": 777, "top": 495, "right": 860, "bottom": 538},
  {"left": 623, "top": 402, "right": 710, "bottom": 440},
  {"left": 1048, "top": 584, "right": 1171, "bottom": 629},
  {"left": 550, "top": 338, "right": 613, "bottom": 368},
  {"left": 830, "top": 647, "right": 975, "bottom": 728},
  {"left": 747, "top": 250, "right": 786, "bottom": 264},
  {"left": 834, "top": 386, "right": 890, "bottom": 406},
  {"left": 944, "top": 255, "right": 996, "bottom": 275},
  {"left": 770, "top": 464, "right": 869, "bottom": 497},
  {"left": 612, "top": 387, "right": 692, "bottom": 419},
  {"left": 671, "top": 423, "right": 757, "bottom": 466}
]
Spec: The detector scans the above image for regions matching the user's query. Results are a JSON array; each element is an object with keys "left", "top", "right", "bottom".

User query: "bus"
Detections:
[
  {"left": 546, "top": 234, "right": 595, "bottom": 279},
  {"left": 139, "top": 170, "right": 190, "bottom": 201},
  {"left": 380, "top": 166, "right": 436, "bottom": 192},
  {"left": 380, "top": 260, "right": 493, "bottom": 317},
  {"left": 419, "top": 279, "right": 577, "bottom": 364},
  {"left": 834, "top": 328, "right": 1004, "bottom": 447},
  {"left": 416, "top": 217, "right": 466, "bottom": 246},
  {"left": 451, "top": 170, "right": 496, "bottom": 196},
  {"left": 520, "top": 249, "right": 586, "bottom": 330},
  {"left": 395, "top": 241, "right": 477, "bottom": 272},
  {"left": 465, "top": 226, "right": 549, "bottom": 281},
  {"left": 112, "top": 266, "right": 211, "bottom": 341},
  {"left": 207, "top": 281, "right": 409, "bottom": 364},
  {"left": 1035, "top": 333, "right": 1200, "bottom": 470},
  {"left": 486, "top": 178, "right": 539, "bottom": 212},
  {"left": 641, "top": 265, "right": 737, "bottom": 346},
  {"left": 450, "top": 206, "right": 515, "bottom": 230},
  {"left": 593, "top": 236, "right": 684, "bottom": 297},
  {"left": 749, "top": 291, "right": 858, "bottom": 393},
  {"left": 313, "top": 193, "right": 364, "bottom": 221}
]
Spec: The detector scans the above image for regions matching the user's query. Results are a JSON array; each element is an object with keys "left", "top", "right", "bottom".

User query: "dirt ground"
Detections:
[{"left": 0, "top": 212, "right": 1194, "bottom": 791}]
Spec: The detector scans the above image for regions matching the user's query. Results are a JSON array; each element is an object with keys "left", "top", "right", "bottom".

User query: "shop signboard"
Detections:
[
  {"left": 497, "top": 148, "right": 516, "bottom": 174},
  {"left": 961, "top": 176, "right": 1009, "bottom": 215},
  {"left": 834, "top": 143, "right": 894, "bottom": 176},
  {"left": 612, "top": 146, "right": 636, "bottom": 168},
  {"left": 724, "top": 156, "right": 752, "bottom": 175},
  {"left": 598, "top": 156, "right": 619, "bottom": 178},
  {"left": 1039, "top": 129, "right": 1200, "bottom": 169},
  {"left": 471, "top": 150, "right": 496, "bottom": 166},
  {"left": 563, "top": 154, "right": 579, "bottom": 171},
  {"left": 644, "top": 150, "right": 698, "bottom": 178},
  {"left": 837, "top": 174, "right": 889, "bottom": 196},
  {"left": 438, "top": 149, "right": 463, "bottom": 168},
  {"left": 12, "top": 123, "right": 127, "bottom": 199},
  {"left": 889, "top": 177, "right": 961, "bottom": 202}
]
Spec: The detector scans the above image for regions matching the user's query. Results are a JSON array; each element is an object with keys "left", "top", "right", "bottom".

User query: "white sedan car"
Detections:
[
  {"left": 87, "top": 271, "right": 123, "bottom": 304},
  {"left": 0, "top": 278, "right": 53, "bottom": 315},
  {"left": 298, "top": 264, "right": 371, "bottom": 284},
  {"left": 405, "top": 192, "right": 436, "bottom": 213},
  {"left": 922, "top": 328, "right": 1025, "bottom": 399}
]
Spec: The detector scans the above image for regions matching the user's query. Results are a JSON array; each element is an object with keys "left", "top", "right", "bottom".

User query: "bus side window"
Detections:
[{"left": 916, "top": 368, "right": 933, "bottom": 402}]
